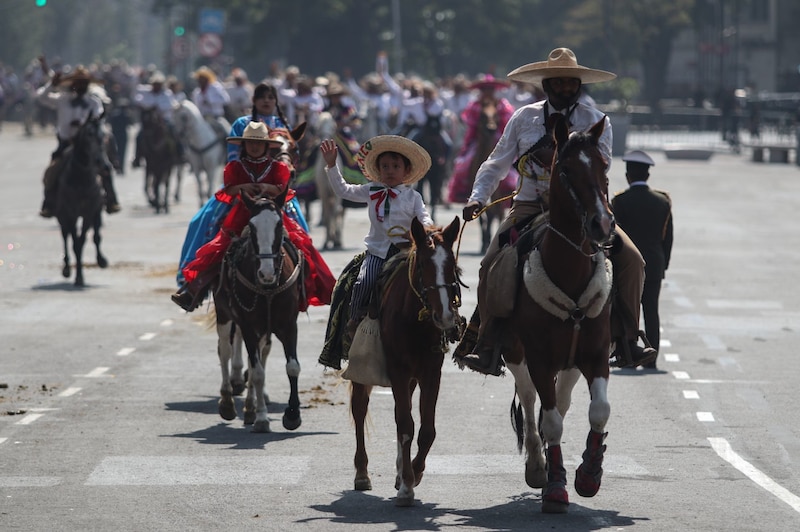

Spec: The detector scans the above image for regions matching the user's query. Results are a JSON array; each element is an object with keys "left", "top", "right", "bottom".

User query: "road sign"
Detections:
[
  {"left": 171, "top": 37, "right": 189, "bottom": 60},
  {"left": 198, "top": 8, "right": 225, "bottom": 35},
  {"left": 197, "top": 33, "right": 223, "bottom": 58}
]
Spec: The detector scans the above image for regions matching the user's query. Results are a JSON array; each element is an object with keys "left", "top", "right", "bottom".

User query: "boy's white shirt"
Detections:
[{"left": 326, "top": 165, "right": 433, "bottom": 259}]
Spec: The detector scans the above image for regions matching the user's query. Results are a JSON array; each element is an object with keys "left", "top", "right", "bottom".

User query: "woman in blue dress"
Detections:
[{"left": 177, "top": 83, "right": 309, "bottom": 284}]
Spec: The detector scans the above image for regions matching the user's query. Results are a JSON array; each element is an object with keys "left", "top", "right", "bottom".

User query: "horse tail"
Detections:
[{"left": 510, "top": 391, "right": 524, "bottom": 453}]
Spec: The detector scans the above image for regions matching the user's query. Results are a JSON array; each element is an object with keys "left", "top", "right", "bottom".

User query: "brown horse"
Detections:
[
  {"left": 350, "top": 216, "right": 463, "bottom": 506},
  {"left": 213, "top": 191, "right": 304, "bottom": 432},
  {"left": 139, "top": 108, "right": 178, "bottom": 214},
  {"left": 466, "top": 102, "right": 514, "bottom": 253},
  {"left": 505, "top": 115, "right": 615, "bottom": 513}
]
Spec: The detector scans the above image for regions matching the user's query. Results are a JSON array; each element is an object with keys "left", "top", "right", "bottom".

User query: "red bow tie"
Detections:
[{"left": 369, "top": 185, "right": 398, "bottom": 222}]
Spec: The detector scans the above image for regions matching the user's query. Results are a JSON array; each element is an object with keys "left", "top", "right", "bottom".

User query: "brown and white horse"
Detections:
[
  {"left": 350, "top": 216, "right": 463, "bottom": 506},
  {"left": 505, "top": 115, "right": 615, "bottom": 513}
]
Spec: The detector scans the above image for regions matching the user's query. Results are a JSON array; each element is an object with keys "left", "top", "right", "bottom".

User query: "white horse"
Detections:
[{"left": 172, "top": 100, "right": 226, "bottom": 206}]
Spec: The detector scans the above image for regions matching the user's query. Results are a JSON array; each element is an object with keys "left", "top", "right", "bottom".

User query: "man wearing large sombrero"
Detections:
[
  {"left": 36, "top": 65, "right": 121, "bottom": 217},
  {"left": 457, "top": 47, "right": 656, "bottom": 375}
]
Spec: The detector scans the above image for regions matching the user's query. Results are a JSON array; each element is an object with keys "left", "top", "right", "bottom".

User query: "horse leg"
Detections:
[
  {"left": 72, "top": 220, "right": 89, "bottom": 287},
  {"left": 574, "top": 370, "right": 610, "bottom": 498},
  {"left": 247, "top": 335, "right": 270, "bottom": 433},
  {"left": 555, "top": 368, "right": 582, "bottom": 419},
  {"left": 506, "top": 359, "right": 546, "bottom": 489},
  {"left": 351, "top": 382, "right": 373, "bottom": 491},
  {"left": 533, "top": 368, "right": 569, "bottom": 514},
  {"left": 280, "top": 323, "right": 302, "bottom": 431},
  {"left": 93, "top": 212, "right": 108, "bottom": 269},
  {"left": 410, "top": 368, "right": 442, "bottom": 489},
  {"left": 61, "top": 224, "right": 72, "bottom": 280},
  {"left": 393, "top": 378, "right": 416, "bottom": 507},
  {"left": 216, "top": 319, "right": 237, "bottom": 421},
  {"left": 230, "top": 328, "right": 246, "bottom": 397}
]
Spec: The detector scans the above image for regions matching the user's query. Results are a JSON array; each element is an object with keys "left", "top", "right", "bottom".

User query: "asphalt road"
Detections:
[{"left": 1, "top": 121, "right": 800, "bottom": 531}]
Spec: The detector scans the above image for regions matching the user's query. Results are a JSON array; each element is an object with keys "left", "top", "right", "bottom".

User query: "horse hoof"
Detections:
[
  {"left": 574, "top": 465, "right": 602, "bottom": 497},
  {"left": 354, "top": 477, "right": 372, "bottom": 491},
  {"left": 252, "top": 420, "right": 271, "bottom": 433},
  {"left": 62, "top": 266, "right": 71, "bottom": 278},
  {"left": 218, "top": 400, "right": 237, "bottom": 421},
  {"left": 394, "top": 488, "right": 415, "bottom": 507},
  {"left": 542, "top": 484, "right": 570, "bottom": 514},
  {"left": 243, "top": 411, "right": 256, "bottom": 425},
  {"left": 97, "top": 256, "right": 108, "bottom": 269},
  {"left": 282, "top": 411, "right": 301, "bottom": 431},
  {"left": 525, "top": 465, "right": 547, "bottom": 489}
]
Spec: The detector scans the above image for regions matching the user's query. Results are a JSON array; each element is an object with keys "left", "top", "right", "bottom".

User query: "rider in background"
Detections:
[
  {"left": 36, "top": 63, "right": 121, "bottom": 217},
  {"left": 456, "top": 47, "right": 656, "bottom": 375},
  {"left": 131, "top": 71, "right": 178, "bottom": 169},
  {"left": 191, "top": 66, "right": 230, "bottom": 141}
]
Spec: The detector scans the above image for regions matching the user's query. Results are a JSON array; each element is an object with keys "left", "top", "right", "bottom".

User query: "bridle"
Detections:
[{"left": 407, "top": 232, "right": 462, "bottom": 323}]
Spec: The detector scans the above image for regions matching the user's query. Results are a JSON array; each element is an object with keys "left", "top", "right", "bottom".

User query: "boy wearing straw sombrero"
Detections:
[
  {"left": 319, "top": 135, "right": 433, "bottom": 361},
  {"left": 457, "top": 48, "right": 656, "bottom": 375}
]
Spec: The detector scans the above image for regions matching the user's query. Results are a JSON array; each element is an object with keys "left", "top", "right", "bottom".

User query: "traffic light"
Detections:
[
  {"left": 174, "top": 26, "right": 185, "bottom": 37},
  {"left": 35, "top": 0, "right": 47, "bottom": 6}
]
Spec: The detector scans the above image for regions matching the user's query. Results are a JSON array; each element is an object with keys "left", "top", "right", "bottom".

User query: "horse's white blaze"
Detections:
[
  {"left": 578, "top": 151, "right": 591, "bottom": 168},
  {"left": 588, "top": 377, "right": 610, "bottom": 433},
  {"left": 252, "top": 209, "right": 281, "bottom": 284},
  {"left": 432, "top": 246, "right": 455, "bottom": 328}
]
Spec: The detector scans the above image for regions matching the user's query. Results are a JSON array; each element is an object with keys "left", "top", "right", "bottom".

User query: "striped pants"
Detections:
[{"left": 349, "top": 252, "right": 386, "bottom": 319}]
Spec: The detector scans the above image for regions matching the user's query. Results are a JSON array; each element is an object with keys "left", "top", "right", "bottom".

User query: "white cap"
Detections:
[{"left": 621, "top": 150, "right": 655, "bottom": 166}]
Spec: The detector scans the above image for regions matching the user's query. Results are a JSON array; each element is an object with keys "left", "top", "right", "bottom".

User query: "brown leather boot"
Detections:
[{"left": 461, "top": 341, "right": 504, "bottom": 376}]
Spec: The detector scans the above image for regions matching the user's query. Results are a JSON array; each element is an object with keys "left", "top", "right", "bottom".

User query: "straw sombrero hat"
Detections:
[
  {"left": 507, "top": 48, "right": 616, "bottom": 86},
  {"left": 355, "top": 135, "right": 431, "bottom": 185},
  {"left": 192, "top": 66, "right": 217, "bottom": 83},
  {"left": 226, "top": 121, "right": 284, "bottom": 147},
  {"left": 59, "top": 65, "right": 104, "bottom": 86}
]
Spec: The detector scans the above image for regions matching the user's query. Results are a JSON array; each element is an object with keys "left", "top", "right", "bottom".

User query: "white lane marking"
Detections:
[
  {"left": 85, "top": 367, "right": 110, "bottom": 378},
  {"left": 85, "top": 455, "right": 310, "bottom": 486},
  {"left": 708, "top": 437, "right": 800, "bottom": 514},
  {"left": 0, "top": 438, "right": 7, "bottom": 445},
  {"left": 58, "top": 387, "right": 82, "bottom": 397},
  {"left": 664, "top": 353, "right": 680, "bottom": 362},
  {"left": 706, "top": 299, "right": 783, "bottom": 310},
  {"left": 696, "top": 412, "right": 715, "bottom": 422},
  {"left": 160, "top": 319, "right": 173, "bottom": 327},
  {"left": 116, "top": 347, "right": 135, "bottom": 357},
  {"left": 0, "top": 477, "right": 61, "bottom": 487},
  {"left": 683, "top": 390, "right": 700, "bottom": 399},
  {"left": 139, "top": 332, "right": 157, "bottom": 341},
  {"left": 673, "top": 296, "right": 694, "bottom": 308},
  {"left": 659, "top": 339, "right": 672, "bottom": 348},
  {"left": 700, "top": 334, "right": 726, "bottom": 350},
  {"left": 673, "top": 371, "right": 690, "bottom": 380},
  {"left": 15, "top": 413, "right": 45, "bottom": 425}
]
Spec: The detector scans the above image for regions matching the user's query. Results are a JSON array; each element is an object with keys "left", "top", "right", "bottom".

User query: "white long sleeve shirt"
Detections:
[
  {"left": 191, "top": 81, "right": 230, "bottom": 118},
  {"left": 326, "top": 165, "right": 433, "bottom": 259},
  {"left": 468, "top": 100, "right": 612, "bottom": 205},
  {"left": 134, "top": 85, "right": 178, "bottom": 122},
  {"left": 37, "top": 83, "right": 105, "bottom": 141}
]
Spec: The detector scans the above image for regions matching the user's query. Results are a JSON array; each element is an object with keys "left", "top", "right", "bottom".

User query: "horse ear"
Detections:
[
  {"left": 410, "top": 217, "right": 427, "bottom": 247},
  {"left": 291, "top": 122, "right": 307, "bottom": 142},
  {"left": 443, "top": 216, "right": 460, "bottom": 245},
  {"left": 274, "top": 186, "right": 289, "bottom": 208},
  {"left": 589, "top": 116, "right": 606, "bottom": 140},
  {"left": 554, "top": 115, "right": 569, "bottom": 148}
]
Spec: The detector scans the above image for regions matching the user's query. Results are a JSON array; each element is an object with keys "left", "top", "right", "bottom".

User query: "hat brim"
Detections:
[
  {"left": 227, "top": 136, "right": 284, "bottom": 147},
  {"left": 622, "top": 150, "right": 655, "bottom": 166},
  {"left": 469, "top": 80, "right": 510, "bottom": 91},
  {"left": 507, "top": 64, "right": 616, "bottom": 86},
  {"left": 356, "top": 135, "right": 432, "bottom": 185}
]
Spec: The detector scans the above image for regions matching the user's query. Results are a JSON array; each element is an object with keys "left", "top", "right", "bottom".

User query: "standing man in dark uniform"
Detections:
[{"left": 611, "top": 150, "right": 673, "bottom": 369}]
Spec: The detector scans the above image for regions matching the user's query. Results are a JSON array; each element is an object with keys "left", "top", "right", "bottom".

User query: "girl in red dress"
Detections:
[{"left": 172, "top": 121, "right": 335, "bottom": 312}]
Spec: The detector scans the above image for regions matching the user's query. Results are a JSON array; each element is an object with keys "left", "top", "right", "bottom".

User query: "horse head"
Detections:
[
  {"left": 409, "top": 216, "right": 462, "bottom": 332},
  {"left": 241, "top": 191, "right": 287, "bottom": 286},
  {"left": 71, "top": 114, "right": 104, "bottom": 169},
  {"left": 551, "top": 116, "right": 615, "bottom": 247},
  {"left": 268, "top": 122, "right": 307, "bottom": 177}
]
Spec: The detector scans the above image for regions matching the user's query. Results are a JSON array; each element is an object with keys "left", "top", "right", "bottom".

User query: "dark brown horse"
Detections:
[
  {"left": 213, "top": 191, "right": 304, "bottom": 432},
  {"left": 350, "top": 216, "right": 463, "bottom": 506},
  {"left": 55, "top": 114, "right": 108, "bottom": 286},
  {"left": 139, "top": 107, "right": 178, "bottom": 214},
  {"left": 505, "top": 116, "right": 615, "bottom": 513},
  {"left": 470, "top": 102, "right": 513, "bottom": 253}
]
